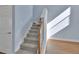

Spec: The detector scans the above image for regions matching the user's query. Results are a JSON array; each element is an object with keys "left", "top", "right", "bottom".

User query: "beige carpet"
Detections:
[{"left": 16, "top": 23, "right": 41, "bottom": 54}]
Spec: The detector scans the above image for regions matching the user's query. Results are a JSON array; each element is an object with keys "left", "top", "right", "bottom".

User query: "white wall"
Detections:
[
  {"left": 14, "top": 5, "right": 33, "bottom": 52},
  {"left": 33, "top": 5, "right": 79, "bottom": 46},
  {"left": 33, "top": 5, "right": 69, "bottom": 23},
  {"left": 53, "top": 6, "right": 79, "bottom": 41}
]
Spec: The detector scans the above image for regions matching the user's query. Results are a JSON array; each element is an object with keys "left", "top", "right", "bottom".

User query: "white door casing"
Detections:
[{"left": 0, "top": 6, "right": 12, "bottom": 53}]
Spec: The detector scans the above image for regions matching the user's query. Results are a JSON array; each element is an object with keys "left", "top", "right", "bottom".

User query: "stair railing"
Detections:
[
  {"left": 37, "top": 18, "right": 42, "bottom": 54},
  {"left": 37, "top": 8, "right": 48, "bottom": 54},
  {"left": 38, "top": 27, "right": 41, "bottom": 54}
]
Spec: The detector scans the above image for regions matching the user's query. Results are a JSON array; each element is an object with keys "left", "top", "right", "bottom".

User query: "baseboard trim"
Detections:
[
  {"left": 49, "top": 37, "right": 79, "bottom": 43},
  {"left": 15, "top": 39, "right": 23, "bottom": 52}
]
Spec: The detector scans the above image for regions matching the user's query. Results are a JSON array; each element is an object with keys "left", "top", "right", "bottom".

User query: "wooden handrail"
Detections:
[
  {"left": 37, "top": 18, "right": 42, "bottom": 54},
  {"left": 37, "top": 29, "right": 40, "bottom": 54},
  {"left": 37, "top": 19, "right": 41, "bottom": 54}
]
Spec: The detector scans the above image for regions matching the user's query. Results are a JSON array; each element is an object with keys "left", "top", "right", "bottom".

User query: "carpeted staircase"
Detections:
[{"left": 16, "top": 20, "right": 41, "bottom": 54}]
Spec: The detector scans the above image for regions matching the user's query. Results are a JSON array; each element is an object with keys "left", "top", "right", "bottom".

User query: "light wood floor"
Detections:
[{"left": 46, "top": 39, "right": 79, "bottom": 54}]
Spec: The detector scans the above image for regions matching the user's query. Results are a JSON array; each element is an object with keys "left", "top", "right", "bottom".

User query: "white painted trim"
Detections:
[
  {"left": 15, "top": 38, "right": 23, "bottom": 52},
  {"left": 49, "top": 37, "right": 79, "bottom": 43},
  {"left": 47, "top": 16, "right": 70, "bottom": 39},
  {"left": 47, "top": 7, "right": 71, "bottom": 31}
]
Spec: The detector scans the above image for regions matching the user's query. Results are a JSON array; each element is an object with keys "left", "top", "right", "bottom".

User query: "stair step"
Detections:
[
  {"left": 33, "top": 21, "right": 41, "bottom": 24},
  {"left": 32, "top": 24, "right": 41, "bottom": 26},
  {"left": 29, "top": 30, "right": 39, "bottom": 34},
  {"left": 30, "top": 29, "right": 39, "bottom": 32},
  {"left": 24, "top": 37, "right": 38, "bottom": 41},
  {"left": 31, "top": 27, "right": 40, "bottom": 30},
  {"left": 16, "top": 49, "right": 37, "bottom": 54},
  {"left": 32, "top": 25, "right": 40, "bottom": 28},
  {"left": 27, "top": 33, "right": 38, "bottom": 37},
  {"left": 33, "top": 22, "right": 41, "bottom": 24},
  {"left": 31, "top": 27, "right": 39, "bottom": 30},
  {"left": 29, "top": 31, "right": 38, "bottom": 34},
  {"left": 21, "top": 42, "right": 37, "bottom": 48},
  {"left": 34, "top": 25, "right": 40, "bottom": 27},
  {"left": 24, "top": 39, "right": 38, "bottom": 44},
  {"left": 31, "top": 26, "right": 40, "bottom": 29},
  {"left": 29, "top": 30, "right": 39, "bottom": 33},
  {"left": 21, "top": 43, "right": 37, "bottom": 52},
  {"left": 27, "top": 32, "right": 38, "bottom": 36},
  {"left": 30, "top": 28, "right": 39, "bottom": 31},
  {"left": 28, "top": 32, "right": 38, "bottom": 35}
]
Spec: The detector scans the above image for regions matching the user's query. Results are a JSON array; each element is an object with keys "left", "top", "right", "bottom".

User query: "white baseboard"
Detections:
[
  {"left": 15, "top": 39, "right": 24, "bottom": 52},
  {"left": 49, "top": 37, "right": 79, "bottom": 43}
]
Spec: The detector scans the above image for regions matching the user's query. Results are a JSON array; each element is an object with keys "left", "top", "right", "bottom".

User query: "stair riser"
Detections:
[
  {"left": 24, "top": 40, "right": 38, "bottom": 44},
  {"left": 31, "top": 27, "right": 39, "bottom": 30},
  {"left": 28, "top": 32, "right": 38, "bottom": 35},
  {"left": 30, "top": 29, "right": 39, "bottom": 31},
  {"left": 21, "top": 42, "right": 38, "bottom": 47},
  {"left": 29, "top": 32, "right": 38, "bottom": 34},
  {"left": 31, "top": 26, "right": 40, "bottom": 29},
  {"left": 32, "top": 23, "right": 41, "bottom": 26},
  {"left": 16, "top": 49, "right": 36, "bottom": 54},
  {"left": 25, "top": 36, "right": 38, "bottom": 38},
  {"left": 21, "top": 47, "right": 37, "bottom": 53},
  {"left": 29, "top": 29, "right": 39, "bottom": 32},
  {"left": 25, "top": 36, "right": 38, "bottom": 39},
  {"left": 25, "top": 38, "right": 38, "bottom": 41},
  {"left": 29, "top": 31, "right": 39, "bottom": 33},
  {"left": 32, "top": 26, "right": 40, "bottom": 28},
  {"left": 27, "top": 34, "right": 38, "bottom": 37}
]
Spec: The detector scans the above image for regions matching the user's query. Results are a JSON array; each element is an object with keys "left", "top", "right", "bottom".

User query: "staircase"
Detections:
[{"left": 16, "top": 20, "right": 41, "bottom": 54}]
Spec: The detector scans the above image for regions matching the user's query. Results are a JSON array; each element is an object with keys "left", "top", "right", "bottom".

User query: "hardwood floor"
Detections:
[{"left": 46, "top": 39, "right": 79, "bottom": 54}]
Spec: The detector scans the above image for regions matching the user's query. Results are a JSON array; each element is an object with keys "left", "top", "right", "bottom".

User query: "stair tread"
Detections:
[
  {"left": 29, "top": 29, "right": 39, "bottom": 31},
  {"left": 32, "top": 25, "right": 40, "bottom": 28},
  {"left": 24, "top": 37, "right": 38, "bottom": 41},
  {"left": 21, "top": 44, "right": 37, "bottom": 52},
  {"left": 16, "top": 49, "right": 37, "bottom": 54},
  {"left": 29, "top": 30, "right": 38, "bottom": 32},
  {"left": 31, "top": 26, "right": 40, "bottom": 29},
  {"left": 25, "top": 35, "right": 38, "bottom": 38},
  {"left": 21, "top": 42, "right": 38, "bottom": 48},
  {"left": 30, "top": 29, "right": 39, "bottom": 31},
  {"left": 27, "top": 35, "right": 37, "bottom": 37},
  {"left": 29, "top": 31, "right": 38, "bottom": 33},
  {"left": 27, "top": 32, "right": 38, "bottom": 36},
  {"left": 29, "top": 31, "right": 38, "bottom": 34},
  {"left": 24, "top": 39, "right": 38, "bottom": 44},
  {"left": 32, "top": 23, "right": 40, "bottom": 25}
]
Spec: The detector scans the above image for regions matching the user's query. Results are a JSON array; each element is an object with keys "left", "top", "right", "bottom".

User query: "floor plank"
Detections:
[{"left": 46, "top": 39, "right": 79, "bottom": 54}]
